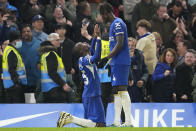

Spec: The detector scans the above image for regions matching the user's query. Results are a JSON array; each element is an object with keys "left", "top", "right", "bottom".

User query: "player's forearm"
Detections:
[
  {"left": 107, "top": 35, "right": 123, "bottom": 59},
  {"left": 90, "top": 38, "right": 96, "bottom": 55},
  {"left": 90, "top": 38, "right": 101, "bottom": 63}
]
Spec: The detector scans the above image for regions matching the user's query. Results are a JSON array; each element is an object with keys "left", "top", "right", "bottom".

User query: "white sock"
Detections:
[
  {"left": 119, "top": 91, "right": 132, "bottom": 125},
  {"left": 113, "top": 94, "right": 122, "bottom": 126},
  {"left": 72, "top": 116, "right": 96, "bottom": 127}
]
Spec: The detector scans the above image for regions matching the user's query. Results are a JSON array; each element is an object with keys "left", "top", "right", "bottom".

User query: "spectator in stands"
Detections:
[
  {"left": 128, "top": 37, "right": 149, "bottom": 102},
  {"left": 168, "top": 0, "right": 192, "bottom": 22},
  {"left": 39, "top": 33, "right": 71, "bottom": 103},
  {"left": 136, "top": 19, "right": 157, "bottom": 101},
  {"left": 0, "top": 0, "right": 18, "bottom": 13},
  {"left": 45, "top": 0, "right": 76, "bottom": 24},
  {"left": 169, "top": 16, "right": 193, "bottom": 49},
  {"left": 19, "top": 0, "right": 44, "bottom": 24},
  {"left": 0, "top": 10, "right": 19, "bottom": 45},
  {"left": 55, "top": 24, "right": 77, "bottom": 102},
  {"left": 2, "top": 30, "right": 27, "bottom": 103},
  {"left": 150, "top": 4, "right": 176, "bottom": 48},
  {"left": 73, "top": 1, "right": 95, "bottom": 43},
  {"left": 123, "top": 0, "right": 141, "bottom": 36},
  {"left": 0, "top": 39, "right": 9, "bottom": 103},
  {"left": 8, "top": 0, "right": 25, "bottom": 11},
  {"left": 32, "top": 15, "right": 48, "bottom": 42},
  {"left": 169, "top": 30, "right": 184, "bottom": 49},
  {"left": 190, "top": 13, "right": 196, "bottom": 39},
  {"left": 152, "top": 32, "right": 165, "bottom": 59},
  {"left": 176, "top": 39, "right": 190, "bottom": 67},
  {"left": 45, "top": 7, "right": 72, "bottom": 36},
  {"left": 175, "top": 49, "right": 196, "bottom": 102},
  {"left": 131, "top": 0, "right": 157, "bottom": 36},
  {"left": 152, "top": 48, "right": 177, "bottom": 102},
  {"left": 19, "top": 25, "right": 41, "bottom": 93}
]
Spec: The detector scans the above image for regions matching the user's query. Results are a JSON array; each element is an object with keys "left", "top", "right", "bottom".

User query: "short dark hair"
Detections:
[
  {"left": 20, "top": 24, "right": 32, "bottom": 32},
  {"left": 157, "top": 4, "right": 167, "bottom": 10},
  {"left": 99, "top": 2, "right": 114, "bottom": 15},
  {"left": 76, "top": 1, "right": 89, "bottom": 15},
  {"left": 9, "top": 30, "right": 21, "bottom": 42},
  {"left": 181, "top": 40, "right": 191, "bottom": 49},
  {"left": 54, "top": 24, "right": 67, "bottom": 31},
  {"left": 174, "top": 1, "right": 182, "bottom": 8}
]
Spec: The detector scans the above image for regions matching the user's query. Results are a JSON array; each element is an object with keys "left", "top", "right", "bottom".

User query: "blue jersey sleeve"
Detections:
[
  {"left": 114, "top": 21, "right": 124, "bottom": 36},
  {"left": 90, "top": 38, "right": 96, "bottom": 55},
  {"left": 79, "top": 39, "right": 101, "bottom": 67},
  {"left": 90, "top": 39, "right": 101, "bottom": 64}
]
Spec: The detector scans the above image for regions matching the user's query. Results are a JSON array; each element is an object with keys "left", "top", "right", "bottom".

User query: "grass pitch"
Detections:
[{"left": 0, "top": 128, "right": 195, "bottom": 131}]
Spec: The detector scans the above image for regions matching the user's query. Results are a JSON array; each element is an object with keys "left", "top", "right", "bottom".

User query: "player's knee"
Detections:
[{"left": 117, "top": 86, "right": 127, "bottom": 92}]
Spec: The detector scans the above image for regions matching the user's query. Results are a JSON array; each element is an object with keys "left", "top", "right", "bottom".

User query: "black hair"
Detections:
[
  {"left": 99, "top": 2, "right": 114, "bottom": 15},
  {"left": 8, "top": 30, "right": 21, "bottom": 42},
  {"left": 182, "top": 40, "right": 191, "bottom": 49},
  {"left": 76, "top": 1, "right": 88, "bottom": 15},
  {"left": 54, "top": 24, "right": 67, "bottom": 31},
  {"left": 20, "top": 24, "right": 32, "bottom": 32}
]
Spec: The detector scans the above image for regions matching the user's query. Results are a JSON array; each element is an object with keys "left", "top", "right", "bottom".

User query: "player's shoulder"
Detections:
[
  {"left": 112, "top": 18, "right": 125, "bottom": 30},
  {"left": 79, "top": 55, "right": 92, "bottom": 65}
]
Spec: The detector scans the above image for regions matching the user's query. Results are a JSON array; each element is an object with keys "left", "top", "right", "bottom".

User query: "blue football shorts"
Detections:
[{"left": 111, "top": 64, "right": 130, "bottom": 86}]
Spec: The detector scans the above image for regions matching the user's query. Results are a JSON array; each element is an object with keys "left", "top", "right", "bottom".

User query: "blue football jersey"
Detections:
[
  {"left": 109, "top": 17, "right": 131, "bottom": 65},
  {"left": 79, "top": 56, "right": 101, "bottom": 97},
  {"left": 79, "top": 38, "right": 102, "bottom": 98}
]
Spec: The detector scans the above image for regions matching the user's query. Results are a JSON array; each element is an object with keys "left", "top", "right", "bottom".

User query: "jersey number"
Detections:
[{"left": 82, "top": 74, "right": 89, "bottom": 85}]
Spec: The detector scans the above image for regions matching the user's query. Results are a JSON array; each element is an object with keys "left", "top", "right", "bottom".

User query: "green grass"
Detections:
[{"left": 0, "top": 128, "right": 195, "bottom": 131}]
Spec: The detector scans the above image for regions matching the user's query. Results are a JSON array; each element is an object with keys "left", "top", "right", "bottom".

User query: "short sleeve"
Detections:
[{"left": 113, "top": 21, "right": 124, "bottom": 36}]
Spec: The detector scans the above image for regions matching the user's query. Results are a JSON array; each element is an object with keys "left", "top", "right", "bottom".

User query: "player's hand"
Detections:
[
  {"left": 94, "top": 24, "right": 101, "bottom": 38},
  {"left": 136, "top": 80, "right": 144, "bottom": 87},
  {"left": 63, "top": 83, "right": 70, "bottom": 92},
  {"left": 97, "top": 57, "right": 108, "bottom": 68}
]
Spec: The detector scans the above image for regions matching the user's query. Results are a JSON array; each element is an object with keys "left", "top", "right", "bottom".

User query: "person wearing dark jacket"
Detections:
[
  {"left": 152, "top": 48, "right": 177, "bottom": 102},
  {"left": 150, "top": 4, "right": 176, "bottom": 48},
  {"left": 55, "top": 24, "right": 77, "bottom": 102},
  {"left": 39, "top": 33, "right": 70, "bottom": 103},
  {"left": 127, "top": 37, "right": 149, "bottom": 102},
  {"left": 72, "top": 1, "right": 95, "bottom": 43},
  {"left": 2, "top": 31, "right": 27, "bottom": 103},
  {"left": 175, "top": 49, "right": 196, "bottom": 102}
]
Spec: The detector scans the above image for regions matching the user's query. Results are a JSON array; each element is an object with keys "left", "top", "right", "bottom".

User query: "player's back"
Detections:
[{"left": 79, "top": 55, "right": 101, "bottom": 98}]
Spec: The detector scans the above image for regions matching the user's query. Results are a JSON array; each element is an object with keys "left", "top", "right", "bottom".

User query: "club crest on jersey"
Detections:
[
  {"left": 115, "top": 22, "right": 121, "bottom": 30},
  {"left": 109, "top": 36, "right": 114, "bottom": 42}
]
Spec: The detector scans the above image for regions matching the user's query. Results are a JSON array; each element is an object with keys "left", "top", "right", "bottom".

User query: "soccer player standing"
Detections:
[{"left": 99, "top": 2, "right": 133, "bottom": 127}]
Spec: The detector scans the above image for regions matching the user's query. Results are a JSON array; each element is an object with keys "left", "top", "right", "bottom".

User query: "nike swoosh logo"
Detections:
[{"left": 0, "top": 111, "right": 59, "bottom": 127}]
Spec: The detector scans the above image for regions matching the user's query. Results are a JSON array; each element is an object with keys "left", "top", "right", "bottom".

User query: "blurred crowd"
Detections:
[{"left": 0, "top": 0, "right": 196, "bottom": 103}]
